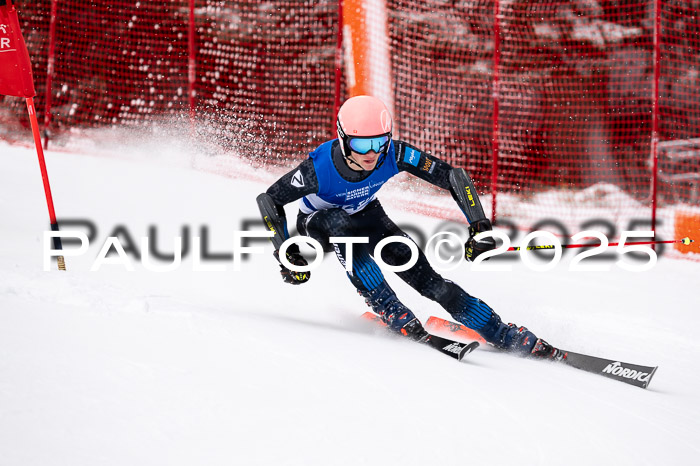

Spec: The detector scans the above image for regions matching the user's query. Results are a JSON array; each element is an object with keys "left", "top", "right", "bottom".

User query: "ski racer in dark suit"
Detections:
[{"left": 257, "top": 95, "right": 562, "bottom": 358}]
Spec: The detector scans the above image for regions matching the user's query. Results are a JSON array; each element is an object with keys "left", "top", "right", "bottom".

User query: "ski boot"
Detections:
[
  {"left": 504, "top": 324, "right": 565, "bottom": 361},
  {"left": 480, "top": 314, "right": 564, "bottom": 359},
  {"left": 530, "top": 337, "right": 566, "bottom": 361},
  {"left": 359, "top": 282, "right": 429, "bottom": 343},
  {"left": 498, "top": 323, "right": 536, "bottom": 354}
]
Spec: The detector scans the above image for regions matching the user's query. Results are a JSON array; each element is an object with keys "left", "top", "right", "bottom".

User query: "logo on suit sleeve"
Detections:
[
  {"left": 421, "top": 157, "right": 436, "bottom": 174},
  {"left": 403, "top": 147, "right": 420, "bottom": 167},
  {"left": 291, "top": 170, "right": 305, "bottom": 188}
]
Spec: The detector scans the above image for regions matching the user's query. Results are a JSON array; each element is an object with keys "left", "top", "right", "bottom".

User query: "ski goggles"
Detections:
[{"left": 347, "top": 135, "right": 390, "bottom": 155}]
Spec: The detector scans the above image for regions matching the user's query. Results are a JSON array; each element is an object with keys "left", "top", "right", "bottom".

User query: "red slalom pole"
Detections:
[
  {"left": 507, "top": 237, "right": 694, "bottom": 252},
  {"left": 1, "top": 0, "right": 65, "bottom": 270},
  {"left": 26, "top": 97, "right": 66, "bottom": 270}
]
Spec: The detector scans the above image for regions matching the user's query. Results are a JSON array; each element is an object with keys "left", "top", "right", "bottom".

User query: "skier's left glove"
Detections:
[
  {"left": 465, "top": 218, "right": 496, "bottom": 262},
  {"left": 273, "top": 245, "right": 310, "bottom": 285}
]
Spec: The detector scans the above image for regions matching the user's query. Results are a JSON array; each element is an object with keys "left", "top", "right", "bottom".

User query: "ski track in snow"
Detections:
[{"left": 1, "top": 140, "right": 699, "bottom": 466}]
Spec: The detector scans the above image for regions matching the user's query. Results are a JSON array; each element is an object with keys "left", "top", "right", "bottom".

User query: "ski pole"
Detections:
[{"left": 507, "top": 237, "right": 693, "bottom": 252}]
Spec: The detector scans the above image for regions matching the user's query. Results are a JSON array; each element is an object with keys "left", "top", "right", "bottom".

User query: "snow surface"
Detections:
[{"left": 1, "top": 139, "right": 699, "bottom": 466}]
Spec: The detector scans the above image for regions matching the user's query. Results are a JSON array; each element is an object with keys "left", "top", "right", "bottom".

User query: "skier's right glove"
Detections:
[
  {"left": 273, "top": 245, "right": 310, "bottom": 285},
  {"left": 465, "top": 218, "right": 496, "bottom": 262}
]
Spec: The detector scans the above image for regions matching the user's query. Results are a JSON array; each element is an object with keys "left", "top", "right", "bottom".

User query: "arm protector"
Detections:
[
  {"left": 448, "top": 168, "right": 487, "bottom": 224},
  {"left": 256, "top": 192, "right": 289, "bottom": 251}
]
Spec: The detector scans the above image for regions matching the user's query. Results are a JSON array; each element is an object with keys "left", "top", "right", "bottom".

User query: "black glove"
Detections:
[
  {"left": 273, "top": 245, "right": 310, "bottom": 285},
  {"left": 465, "top": 218, "right": 496, "bottom": 262}
]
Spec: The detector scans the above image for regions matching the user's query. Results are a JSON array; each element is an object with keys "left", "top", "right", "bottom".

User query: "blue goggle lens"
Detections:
[{"left": 348, "top": 135, "right": 389, "bottom": 154}]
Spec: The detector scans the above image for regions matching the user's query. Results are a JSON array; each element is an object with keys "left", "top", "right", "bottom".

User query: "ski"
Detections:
[
  {"left": 557, "top": 351, "right": 658, "bottom": 389},
  {"left": 426, "top": 316, "right": 659, "bottom": 389},
  {"left": 426, "top": 334, "right": 480, "bottom": 361},
  {"left": 425, "top": 316, "right": 486, "bottom": 344},
  {"left": 361, "top": 312, "right": 479, "bottom": 361}
]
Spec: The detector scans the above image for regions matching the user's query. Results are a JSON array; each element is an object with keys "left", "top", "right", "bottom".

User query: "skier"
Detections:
[{"left": 257, "top": 95, "right": 562, "bottom": 359}]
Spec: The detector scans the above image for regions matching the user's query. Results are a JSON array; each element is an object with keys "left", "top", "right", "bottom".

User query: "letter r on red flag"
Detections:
[{"left": 0, "top": 0, "right": 36, "bottom": 98}]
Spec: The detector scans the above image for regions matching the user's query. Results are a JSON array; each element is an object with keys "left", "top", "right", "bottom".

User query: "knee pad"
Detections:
[
  {"left": 300, "top": 208, "right": 354, "bottom": 253},
  {"left": 314, "top": 208, "right": 354, "bottom": 237}
]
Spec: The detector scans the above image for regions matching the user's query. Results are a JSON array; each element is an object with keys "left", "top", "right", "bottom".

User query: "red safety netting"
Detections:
[
  {"left": 387, "top": 0, "right": 699, "bottom": 251},
  {"left": 54, "top": 2, "right": 190, "bottom": 125},
  {"left": 194, "top": 1, "right": 340, "bottom": 161},
  {"left": 388, "top": 0, "right": 495, "bottom": 190},
  {"left": 1, "top": 0, "right": 339, "bottom": 162}
]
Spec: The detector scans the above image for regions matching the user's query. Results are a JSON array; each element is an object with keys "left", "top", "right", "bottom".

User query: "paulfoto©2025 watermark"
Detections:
[{"left": 42, "top": 217, "right": 662, "bottom": 273}]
